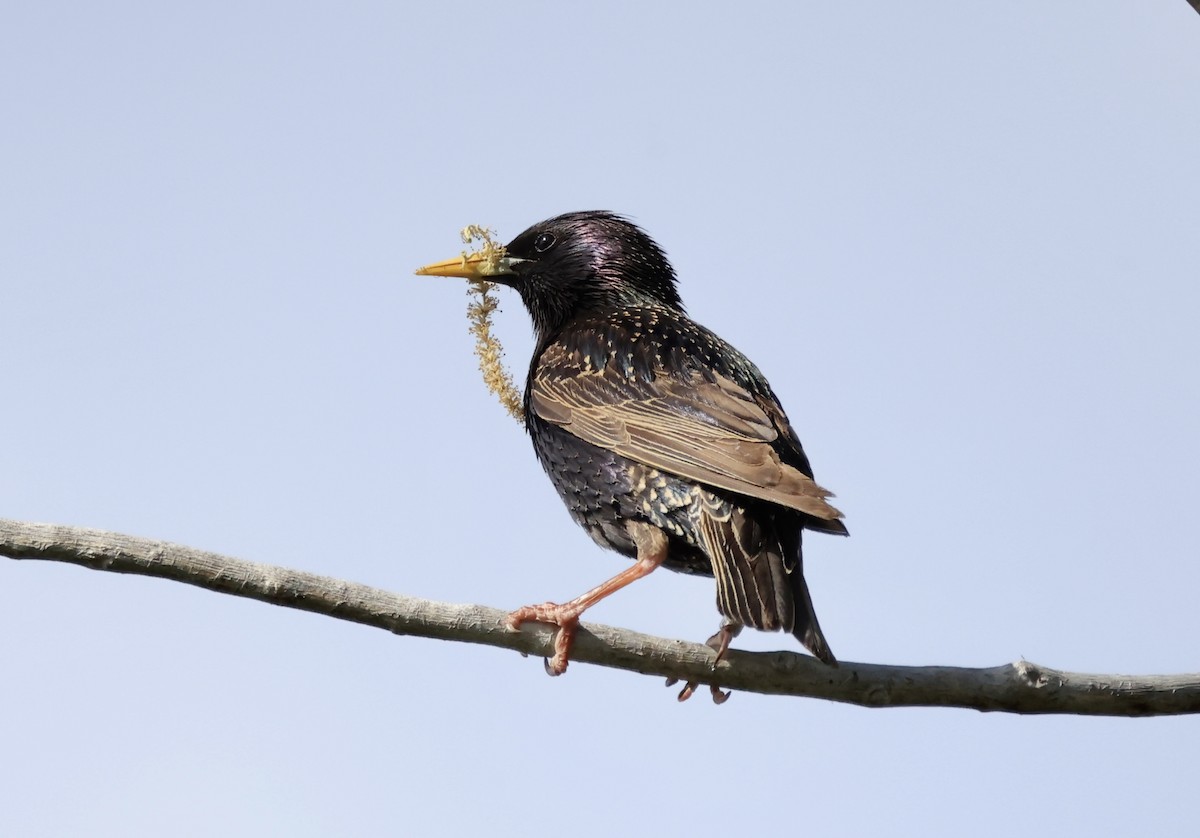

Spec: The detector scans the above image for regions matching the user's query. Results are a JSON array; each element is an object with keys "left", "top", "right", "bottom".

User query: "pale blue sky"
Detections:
[{"left": 4, "top": 3, "right": 1199, "bottom": 835}]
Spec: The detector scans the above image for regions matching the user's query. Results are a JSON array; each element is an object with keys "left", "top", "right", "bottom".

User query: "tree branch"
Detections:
[{"left": 2, "top": 517, "right": 1196, "bottom": 715}]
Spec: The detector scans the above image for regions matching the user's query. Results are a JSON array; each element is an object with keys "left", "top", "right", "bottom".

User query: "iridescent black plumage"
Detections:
[{"left": 420, "top": 211, "right": 846, "bottom": 678}]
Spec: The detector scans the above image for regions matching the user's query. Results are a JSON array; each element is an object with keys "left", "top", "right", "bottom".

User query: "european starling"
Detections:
[{"left": 417, "top": 211, "right": 846, "bottom": 695}]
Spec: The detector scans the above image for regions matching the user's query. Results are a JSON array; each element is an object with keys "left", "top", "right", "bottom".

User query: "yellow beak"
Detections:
[{"left": 414, "top": 252, "right": 519, "bottom": 279}]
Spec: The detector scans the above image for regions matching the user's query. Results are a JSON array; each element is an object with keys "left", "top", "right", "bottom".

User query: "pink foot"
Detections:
[
  {"left": 506, "top": 602, "right": 583, "bottom": 676},
  {"left": 667, "top": 623, "right": 742, "bottom": 703}
]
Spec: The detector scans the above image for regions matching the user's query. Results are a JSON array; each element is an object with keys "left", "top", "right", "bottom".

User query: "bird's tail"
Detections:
[
  {"left": 698, "top": 499, "right": 837, "bottom": 665},
  {"left": 779, "top": 524, "right": 836, "bottom": 665}
]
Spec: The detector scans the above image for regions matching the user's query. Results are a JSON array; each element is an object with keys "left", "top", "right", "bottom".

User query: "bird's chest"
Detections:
[
  {"left": 529, "top": 417, "right": 630, "bottom": 511},
  {"left": 527, "top": 415, "right": 708, "bottom": 565}
]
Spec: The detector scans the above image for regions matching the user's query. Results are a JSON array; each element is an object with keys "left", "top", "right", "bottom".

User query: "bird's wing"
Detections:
[{"left": 530, "top": 342, "right": 844, "bottom": 522}]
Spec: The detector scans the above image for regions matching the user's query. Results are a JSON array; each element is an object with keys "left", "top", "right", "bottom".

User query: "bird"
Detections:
[{"left": 416, "top": 211, "right": 846, "bottom": 699}]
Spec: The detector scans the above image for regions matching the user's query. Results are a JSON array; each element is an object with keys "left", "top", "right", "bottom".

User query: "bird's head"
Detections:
[{"left": 416, "top": 211, "right": 683, "bottom": 340}]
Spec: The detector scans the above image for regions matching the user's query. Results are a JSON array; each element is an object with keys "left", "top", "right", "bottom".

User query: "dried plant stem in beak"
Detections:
[{"left": 461, "top": 226, "right": 524, "bottom": 423}]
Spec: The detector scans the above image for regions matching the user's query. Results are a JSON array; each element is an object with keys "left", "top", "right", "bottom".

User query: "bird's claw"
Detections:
[
  {"left": 507, "top": 602, "right": 579, "bottom": 676},
  {"left": 672, "top": 680, "right": 730, "bottom": 704},
  {"left": 665, "top": 622, "right": 742, "bottom": 703}
]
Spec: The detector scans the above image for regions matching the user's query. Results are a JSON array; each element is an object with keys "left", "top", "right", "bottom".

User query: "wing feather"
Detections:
[{"left": 530, "top": 341, "right": 844, "bottom": 522}]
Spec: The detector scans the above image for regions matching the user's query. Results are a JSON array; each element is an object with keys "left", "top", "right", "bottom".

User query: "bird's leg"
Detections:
[
  {"left": 670, "top": 620, "right": 743, "bottom": 704},
  {"left": 507, "top": 523, "right": 668, "bottom": 676},
  {"left": 706, "top": 620, "right": 743, "bottom": 665}
]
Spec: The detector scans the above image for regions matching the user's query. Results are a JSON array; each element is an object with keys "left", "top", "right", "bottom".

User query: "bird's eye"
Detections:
[{"left": 533, "top": 232, "right": 556, "bottom": 253}]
